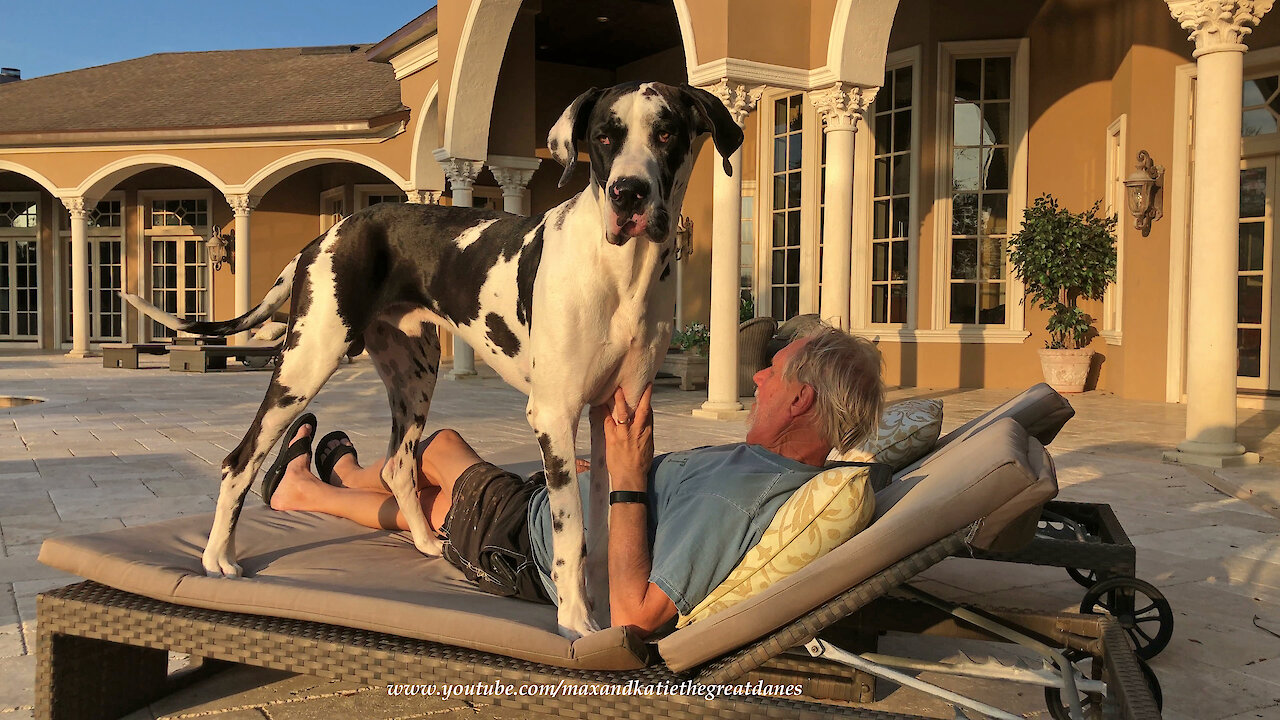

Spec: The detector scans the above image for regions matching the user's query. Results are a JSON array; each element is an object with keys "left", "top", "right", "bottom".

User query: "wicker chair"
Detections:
[
  {"left": 765, "top": 313, "right": 822, "bottom": 361},
  {"left": 737, "top": 317, "right": 778, "bottom": 393}
]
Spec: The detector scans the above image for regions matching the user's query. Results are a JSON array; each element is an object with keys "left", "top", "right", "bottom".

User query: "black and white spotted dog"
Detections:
[{"left": 124, "top": 82, "right": 742, "bottom": 638}]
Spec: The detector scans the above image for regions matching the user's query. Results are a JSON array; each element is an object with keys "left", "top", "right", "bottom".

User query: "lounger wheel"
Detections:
[
  {"left": 1079, "top": 577, "right": 1173, "bottom": 659},
  {"left": 1065, "top": 566, "right": 1100, "bottom": 588},
  {"left": 1044, "top": 655, "right": 1162, "bottom": 720}
]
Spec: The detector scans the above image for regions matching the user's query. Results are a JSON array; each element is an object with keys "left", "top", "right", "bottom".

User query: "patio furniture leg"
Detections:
[{"left": 35, "top": 623, "right": 168, "bottom": 720}]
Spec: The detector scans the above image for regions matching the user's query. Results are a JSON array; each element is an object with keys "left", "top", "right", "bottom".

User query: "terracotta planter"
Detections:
[{"left": 1037, "top": 348, "right": 1093, "bottom": 393}]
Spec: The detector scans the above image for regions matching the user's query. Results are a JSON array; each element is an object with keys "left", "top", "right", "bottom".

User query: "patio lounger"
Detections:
[
  {"left": 103, "top": 336, "right": 230, "bottom": 369},
  {"left": 36, "top": 404, "right": 1159, "bottom": 719},
  {"left": 101, "top": 343, "right": 170, "bottom": 369},
  {"left": 168, "top": 342, "right": 280, "bottom": 372}
]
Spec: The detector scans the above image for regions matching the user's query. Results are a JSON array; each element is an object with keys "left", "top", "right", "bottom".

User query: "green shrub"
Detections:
[{"left": 1008, "top": 195, "right": 1118, "bottom": 349}]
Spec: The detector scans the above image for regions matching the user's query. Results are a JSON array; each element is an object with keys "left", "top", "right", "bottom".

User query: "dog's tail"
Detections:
[{"left": 121, "top": 253, "right": 299, "bottom": 336}]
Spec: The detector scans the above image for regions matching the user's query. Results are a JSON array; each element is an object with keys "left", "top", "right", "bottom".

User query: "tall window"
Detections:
[
  {"left": 770, "top": 94, "right": 804, "bottom": 321},
  {"left": 144, "top": 194, "right": 210, "bottom": 340},
  {"left": 948, "top": 56, "right": 1013, "bottom": 325},
  {"left": 871, "top": 65, "right": 914, "bottom": 324},
  {"left": 740, "top": 185, "right": 756, "bottom": 308},
  {"left": 0, "top": 195, "right": 40, "bottom": 340}
]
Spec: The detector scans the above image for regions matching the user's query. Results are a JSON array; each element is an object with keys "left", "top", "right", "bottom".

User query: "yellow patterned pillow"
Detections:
[{"left": 677, "top": 465, "right": 875, "bottom": 627}]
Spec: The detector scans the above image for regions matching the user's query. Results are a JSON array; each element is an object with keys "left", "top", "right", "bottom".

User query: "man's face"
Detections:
[{"left": 745, "top": 338, "right": 810, "bottom": 447}]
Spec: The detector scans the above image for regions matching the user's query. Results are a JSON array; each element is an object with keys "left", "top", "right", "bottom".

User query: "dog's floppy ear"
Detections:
[
  {"left": 680, "top": 84, "right": 745, "bottom": 177},
  {"left": 548, "top": 87, "right": 604, "bottom": 188}
]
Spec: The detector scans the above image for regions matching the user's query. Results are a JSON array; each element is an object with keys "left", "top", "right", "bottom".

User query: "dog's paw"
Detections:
[
  {"left": 203, "top": 560, "right": 243, "bottom": 578},
  {"left": 412, "top": 534, "right": 443, "bottom": 557},
  {"left": 557, "top": 608, "right": 601, "bottom": 640},
  {"left": 201, "top": 550, "right": 243, "bottom": 578}
]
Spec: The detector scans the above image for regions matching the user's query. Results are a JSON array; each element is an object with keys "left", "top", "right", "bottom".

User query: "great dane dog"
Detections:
[{"left": 123, "top": 82, "right": 742, "bottom": 638}]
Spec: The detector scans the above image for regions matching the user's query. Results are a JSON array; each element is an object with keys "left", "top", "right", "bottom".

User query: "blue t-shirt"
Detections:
[{"left": 526, "top": 443, "right": 824, "bottom": 614}]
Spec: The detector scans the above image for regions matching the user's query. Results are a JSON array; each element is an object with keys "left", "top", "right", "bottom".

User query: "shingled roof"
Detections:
[{"left": 0, "top": 45, "right": 405, "bottom": 138}]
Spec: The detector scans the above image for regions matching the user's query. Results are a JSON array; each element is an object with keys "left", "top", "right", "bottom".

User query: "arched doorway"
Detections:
[{"left": 0, "top": 164, "right": 58, "bottom": 346}]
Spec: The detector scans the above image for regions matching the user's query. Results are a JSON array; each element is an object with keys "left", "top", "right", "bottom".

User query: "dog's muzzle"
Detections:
[{"left": 607, "top": 177, "right": 656, "bottom": 244}]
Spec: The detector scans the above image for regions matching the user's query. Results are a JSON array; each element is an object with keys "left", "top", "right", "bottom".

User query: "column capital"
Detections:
[
  {"left": 61, "top": 196, "right": 90, "bottom": 220},
  {"left": 490, "top": 166, "right": 539, "bottom": 195},
  {"left": 226, "top": 194, "right": 260, "bottom": 215},
  {"left": 407, "top": 189, "right": 439, "bottom": 204},
  {"left": 432, "top": 149, "right": 483, "bottom": 191},
  {"left": 702, "top": 79, "right": 765, "bottom": 127},
  {"left": 1168, "top": 0, "right": 1273, "bottom": 56},
  {"left": 811, "top": 82, "right": 877, "bottom": 133}
]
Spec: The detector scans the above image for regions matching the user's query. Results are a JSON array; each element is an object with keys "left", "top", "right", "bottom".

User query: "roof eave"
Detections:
[
  {"left": 367, "top": 7, "right": 439, "bottom": 63},
  {"left": 0, "top": 112, "right": 411, "bottom": 149}
]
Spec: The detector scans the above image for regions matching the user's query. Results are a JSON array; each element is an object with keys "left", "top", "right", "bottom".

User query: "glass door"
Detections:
[{"left": 1238, "top": 158, "right": 1274, "bottom": 389}]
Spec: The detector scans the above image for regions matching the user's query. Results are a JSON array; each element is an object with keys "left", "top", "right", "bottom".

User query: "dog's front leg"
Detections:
[
  {"left": 586, "top": 403, "right": 611, "bottom": 628},
  {"left": 529, "top": 403, "right": 599, "bottom": 640}
]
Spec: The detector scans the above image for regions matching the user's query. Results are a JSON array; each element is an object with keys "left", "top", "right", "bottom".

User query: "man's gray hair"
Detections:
[{"left": 782, "top": 324, "right": 884, "bottom": 454}]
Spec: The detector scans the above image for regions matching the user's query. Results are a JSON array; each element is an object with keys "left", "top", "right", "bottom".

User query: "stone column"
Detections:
[
  {"left": 1164, "top": 0, "right": 1271, "bottom": 467},
  {"left": 227, "top": 194, "right": 258, "bottom": 344},
  {"left": 407, "top": 189, "right": 439, "bottom": 205},
  {"left": 435, "top": 151, "right": 484, "bottom": 378},
  {"left": 64, "top": 197, "right": 92, "bottom": 358},
  {"left": 489, "top": 156, "right": 542, "bottom": 215},
  {"left": 693, "top": 80, "right": 763, "bottom": 421},
  {"left": 813, "top": 83, "right": 874, "bottom": 332}
]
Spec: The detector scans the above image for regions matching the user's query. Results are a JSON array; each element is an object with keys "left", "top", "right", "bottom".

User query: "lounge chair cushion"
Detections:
[
  {"left": 895, "top": 383, "right": 1073, "bottom": 477},
  {"left": 658, "top": 417, "right": 1057, "bottom": 672},
  {"left": 831, "top": 398, "right": 943, "bottom": 470},
  {"left": 678, "top": 464, "right": 876, "bottom": 628},
  {"left": 253, "top": 321, "right": 288, "bottom": 341},
  {"left": 38, "top": 506, "right": 650, "bottom": 671}
]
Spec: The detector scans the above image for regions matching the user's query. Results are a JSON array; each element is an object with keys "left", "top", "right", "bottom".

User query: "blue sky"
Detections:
[{"left": 5, "top": 1, "right": 436, "bottom": 79}]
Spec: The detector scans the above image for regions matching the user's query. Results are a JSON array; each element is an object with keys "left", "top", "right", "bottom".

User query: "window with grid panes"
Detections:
[
  {"left": 770, "top": 94, "right": 804, "bottom": 321},
  {"left": 740, "top": 192, "right": 755, "bottom": 305},
  {"left": 0, "top": 197, "right": 40, "bottom": 339},
  {"left": 949, "top": 56, "right": 1012, "bottom": 325},
  {"left": 149, "top": 238, "right": 208, "bottom": 339},
  {"left": 364, "top": 193, "right": 407, "bottom": 207},
  {"left": 150, "top": 198, "right": 208, "bottom": 228},
  {"left": 871, "top": 65, "right": 913, "bottom": 324}
]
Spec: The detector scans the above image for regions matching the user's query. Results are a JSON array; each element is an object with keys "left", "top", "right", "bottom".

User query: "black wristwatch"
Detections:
[{"left": 609, "top": 490, "right": 649, "bottom": 506}]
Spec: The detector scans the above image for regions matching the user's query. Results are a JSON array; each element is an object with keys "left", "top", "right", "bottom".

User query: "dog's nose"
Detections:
[{"left": 608, "top": 177, "right": 650, "bottom": 214}]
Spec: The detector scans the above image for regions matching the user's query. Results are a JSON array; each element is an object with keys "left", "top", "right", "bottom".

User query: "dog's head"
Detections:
[{"left": 549, "top": 81, "right": 743, "bottom": 246}]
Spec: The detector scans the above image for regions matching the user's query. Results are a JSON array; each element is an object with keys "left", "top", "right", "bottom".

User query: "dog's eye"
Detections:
[
  {"left": 597, "top": 135, "right": 610, "bottom": 146},
  {"left": 657, "top": 132, "right": 671, "bottom": 144}
]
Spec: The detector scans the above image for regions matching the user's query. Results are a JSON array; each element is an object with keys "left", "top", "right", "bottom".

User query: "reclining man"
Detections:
[{"left": 266, "top": 325, "right": 884, "bottom": 636}]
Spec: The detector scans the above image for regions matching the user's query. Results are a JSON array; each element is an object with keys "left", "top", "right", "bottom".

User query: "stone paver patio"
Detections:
[{"left": 1, "top": 351, "right": 1279, "bottom": 719}]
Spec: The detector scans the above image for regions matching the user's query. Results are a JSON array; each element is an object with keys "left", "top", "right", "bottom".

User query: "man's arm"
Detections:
[{"left": 601, "top": 385, "right": 677, "bottom": 636}]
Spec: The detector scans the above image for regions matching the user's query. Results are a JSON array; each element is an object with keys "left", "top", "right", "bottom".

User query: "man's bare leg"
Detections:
[{"left": 273, "top": 427, "right": 486, "bottom": 534}]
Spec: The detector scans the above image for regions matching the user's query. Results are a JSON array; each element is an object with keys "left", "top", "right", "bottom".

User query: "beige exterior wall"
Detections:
[{"left": 4, "top": 0, "right": 1270, "bottom": 405}]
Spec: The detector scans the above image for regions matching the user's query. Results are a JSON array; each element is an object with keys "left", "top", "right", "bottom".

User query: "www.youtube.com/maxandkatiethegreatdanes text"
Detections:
[{"left": 386, "top": 678, "right": 805, "bottom": 701}]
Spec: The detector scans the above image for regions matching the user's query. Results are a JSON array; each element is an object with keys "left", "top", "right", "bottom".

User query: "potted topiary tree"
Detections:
[{"left": 1008, "top": 194, "right": 1117, "bottom": 393}]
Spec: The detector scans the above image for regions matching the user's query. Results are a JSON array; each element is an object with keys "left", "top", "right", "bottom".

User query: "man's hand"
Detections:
[{"left": 603, "top": 385, "right": 654, "bottom": 492}]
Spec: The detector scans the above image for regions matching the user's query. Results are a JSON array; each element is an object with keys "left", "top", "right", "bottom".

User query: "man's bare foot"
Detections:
[
  {"left": 319, "top": 433, "right": 361, "bottom": 487},
  {"left": 269, "top": 424, "right": 325, "bottom": 511}
]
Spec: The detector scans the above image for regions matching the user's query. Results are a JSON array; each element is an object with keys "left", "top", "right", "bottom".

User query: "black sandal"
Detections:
[
  {"left": 315, "top": 430, "right": 358, "bottom": 486},
  {"left": 261, "top": 413, "right": 317, "bottom": 506}
]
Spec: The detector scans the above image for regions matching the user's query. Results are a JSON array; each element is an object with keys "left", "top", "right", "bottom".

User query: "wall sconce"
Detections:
[
  {"left": 674, "top": 215, "right": 693, "bottom": 261},
  {"left": 207, "top": 226, "right": 234, "bottom": 272},
  {"left": 1123, "top": 150, "right": 1164, "bottom": 237}
]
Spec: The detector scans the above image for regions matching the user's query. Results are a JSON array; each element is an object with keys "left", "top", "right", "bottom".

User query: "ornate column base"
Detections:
[
  {"left": 692, "top": 401, "right": 750, "bottom": 421},
  {"left": 447, "top": 364, "right": 481, "bottom": 380},
  {"left": 65, "top": 348, "right": 96, "bottom": 359}
]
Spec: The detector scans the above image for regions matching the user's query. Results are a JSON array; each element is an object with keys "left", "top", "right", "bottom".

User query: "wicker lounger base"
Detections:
[{"left": 37, "top": 581, "right": 924, "bottom": 720}]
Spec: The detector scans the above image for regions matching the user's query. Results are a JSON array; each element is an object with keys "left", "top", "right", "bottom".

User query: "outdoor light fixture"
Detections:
[
  {"left": 1123, "top": 150, "right": 1164, "bottom": 237},
  {"left": 675, "top": 215, "right": 693, "bottom": 261},
  {"left": 207, "top": 226, "right": 234, "bottom": 272}
]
